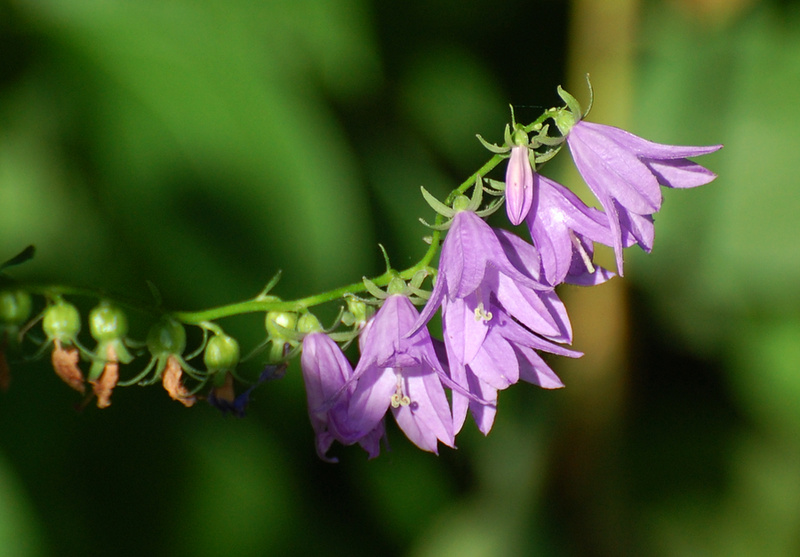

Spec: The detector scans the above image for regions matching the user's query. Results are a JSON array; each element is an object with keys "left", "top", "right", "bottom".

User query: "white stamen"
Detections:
[
  {"left": 473, "top": 302, "right": 493, "bottom": 322},
  {"left": 391, "top": 373, "right": 411, "bottom": 408}
]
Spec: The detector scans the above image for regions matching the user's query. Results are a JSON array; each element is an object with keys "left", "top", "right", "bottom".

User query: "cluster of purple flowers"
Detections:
[{"left": 300, "top": 94, "right": 721, "bottom": 461}]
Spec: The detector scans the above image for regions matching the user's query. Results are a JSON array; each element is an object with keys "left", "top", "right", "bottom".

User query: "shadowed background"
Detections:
[{"left": 1, "top": 0, "right": 799, "bottom": 555}]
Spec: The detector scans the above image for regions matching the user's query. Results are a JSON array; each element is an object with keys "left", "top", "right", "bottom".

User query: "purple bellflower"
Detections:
[
  {"left": 413, "top": 204, "right": 583, "bottom": 433},
  {"left": 564, "top": 120, "right": 722, "bottom": 273},
  {"left": 505, "top": 145, "right": 535, "bottom": 226},
  {"left": 414, "top": 209, "right": 557, "bottom": 362},
  {"left": 446, "top": 296, "right": 579, "bottom": 434},
  {"left": 524, "top": 174, "right": 626, "bottom": 287},
  {"left": 301, "top": 331, "right": 384, "bottom": 462},
  {"left": 348, "top": 294, "right": 454, "bottom": 454}
]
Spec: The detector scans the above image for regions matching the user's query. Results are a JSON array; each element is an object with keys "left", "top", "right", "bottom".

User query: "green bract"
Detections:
[
  {"left": 89, "top": 302, "right": 128, "bottom": 342},
  {"left": 146, "top": 316, "right": 186, "bottom": 357},
  {"left": 204, "top": 334, "right": 240, "bottom": 373},
  {"left": 0, "top": 290, "right": 32, "bottom": 326},
  {"left": 43, "top": 300, "right": 81, "bottom": 342}
]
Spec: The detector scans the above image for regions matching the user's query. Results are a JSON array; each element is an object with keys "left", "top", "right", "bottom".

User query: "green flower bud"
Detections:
[
  {"left": 0, "top": 290, "right": 32, "bottom": 326},
  {"left": 146, "top": 316, "right": 186, "bottom": 357},
  {"left": 204, "top": 333, "right": 240, "bottom": 373},
  {"left": 265, "top": 311, "right": 298, "bottom": 339},
  {"left": 89, "top": 302, "right": 128, "bottom": 342},
  {"left": 296, "top": 312, "right": 323, "bottom": 334},
  {"left": 43, "top": 300, "right": 81, "bottom": 343}
]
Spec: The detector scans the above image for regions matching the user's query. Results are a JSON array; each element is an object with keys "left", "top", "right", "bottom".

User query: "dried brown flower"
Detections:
[
  {"left": 51, "top": 339, "right": 85, "bottom": 394},
  {"left": 91, "top": 343, "right": 119, "bottom": 409},
  {"left": 162, "top": 355, "right": 195, "bottom": 407}
]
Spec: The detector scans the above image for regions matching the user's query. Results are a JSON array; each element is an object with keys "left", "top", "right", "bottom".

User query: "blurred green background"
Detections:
[{"left": 1, "top": 0, "right": 799, "bottom": 555}]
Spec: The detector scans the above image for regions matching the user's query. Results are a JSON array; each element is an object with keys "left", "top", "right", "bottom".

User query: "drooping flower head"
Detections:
[
  {"left": 348, "top": 286, "right": 454, "bottom": 454},
  {"left": 525, "top": 174, "right": 622, "bottom": 287},
  {"left": 554, "top": 85, "right": 722, "bottom": 274},
  {"left": 413, "top": 186, "right": 581, "bottom": 434},
  {"left": 299, "top": 314, "right": 384, "bottom": 462}
]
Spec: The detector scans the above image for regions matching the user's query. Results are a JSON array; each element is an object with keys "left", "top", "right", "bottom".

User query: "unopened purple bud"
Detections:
[{"left": 505, "top": 146, "right": 535, "bottom": 225}]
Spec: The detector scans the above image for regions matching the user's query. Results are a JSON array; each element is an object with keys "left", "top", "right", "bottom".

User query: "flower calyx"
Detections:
[
  {"left": 553, "top": 77, "right": 593, "bottom": 136},
  {"left": 420, "top": 176, "right": 501, "bottom": 231}
]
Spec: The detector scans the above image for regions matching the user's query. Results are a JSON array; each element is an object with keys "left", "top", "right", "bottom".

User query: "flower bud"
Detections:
[
  {"left": 296, "top": 312, "right": 323, "bottom": 334},
  {"left": 204, "top": 333, "right": 240, "bottom": 373},
  {"left": 146, "top": 316, "right": 186, "bottom": 357},
  {"left": 265, "top": 311, "right": 298, "bottom": 339},
  {"left": 43, "top": 300, "right": 81, "bottom": 343},
  {"left": 0, "top": 290, "right": 33, "bottom": 326},
  {"left": 342, "top": 297, "right": 371, "bottom": 328},
  {"left": 89, "top": 302, "right": 128, "bottom": 342},
  {"left": 505, "top": 145, "right": 535, "bottom": 225}
]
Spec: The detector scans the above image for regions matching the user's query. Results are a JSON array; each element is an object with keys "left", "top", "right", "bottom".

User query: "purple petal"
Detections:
[
  {"left": 447, "top": 211, "right": 548, "bottom": 297},
  {"left": 347, "top": 365, "right": 396, "bottom": 436},
  {"left": 495, "top": 273, "right": 572, "bottom": 343},
  {"left": 467, "top": 329, "right": 518, "bottom": 389},
  {"left": 568, "top": 122, "right": 662, "bottom": 215},
  {"left": 448, "top": 359, "right": 470, "bottom": 435},
  {"left": 644, "top": 158, "right": 718, "bottom": 189},
  {"left": 360, "top": 295, "right": 422, "bottom": 368},
  {"left": 392, "top": 368, "right": 455, "bottom": 452},
  {"left": 514, "top": 344, "right": 565, "bottom": 389},
  {"left": 442, "top": 293, "right": 490, "bottom": 366},
  {"left": 582, "top": 121, "right": 722, "bottom": 160},
  {"left": 464, "top": 371, "right": 498, "bottom": 435}
]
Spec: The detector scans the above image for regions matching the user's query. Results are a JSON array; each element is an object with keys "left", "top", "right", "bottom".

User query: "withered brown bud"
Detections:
[
  {"left": 91, "top": 343, "right": 119, "bottom": 409},
  {"left": 162, "top": 355, "right": 196, "bottom": 407},
  {"left": 51, "top": 339, "right": 85, "bottom": 394},
  {"left": 210, "top": 372, "right": 236, "bottom": 404}
]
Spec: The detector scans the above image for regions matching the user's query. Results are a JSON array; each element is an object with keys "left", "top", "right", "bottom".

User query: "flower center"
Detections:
[
  {"left": 390, "top": 371, "right": 411, "bottom": 408},
  {"left": 473, "top": 302, "right": 493, "bottom": 323}
]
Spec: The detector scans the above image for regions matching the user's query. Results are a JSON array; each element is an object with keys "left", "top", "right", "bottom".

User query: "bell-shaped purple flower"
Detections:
[
  {"left": 413, "top": 208, "right": 580, "bottom": 434},
  {"left": 524, "top": 174, "right": 626, "bottom": 286},
  {"left": 301, "top": 332, "right": 384, "bottom": 462},
  {"left": 505, "top": 145, "right": 535, "bottom": 225},
  {"left": 414, "top": 209, "right": 577, "bottom": 356},
  {"left": 415, "top": 209, "right": 551, "bottom": 332},
  {"left": 565, "top": 120, "right": 722, "bottom": 273},
  {"left": 445, "top": 296, "right": 579, "bottom": 435},
  {"left": 348, "top": 295, "right": 454, "bottom": 454}
]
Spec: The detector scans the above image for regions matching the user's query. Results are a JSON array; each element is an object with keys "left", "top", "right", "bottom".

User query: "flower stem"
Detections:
[{"left": 13, "top": 111, "right": 560, "bottom": 329}]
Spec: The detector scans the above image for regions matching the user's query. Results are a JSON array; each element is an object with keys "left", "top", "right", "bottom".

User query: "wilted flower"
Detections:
[
  {"left": 207, "top": 364, "right": 285, "bottom": 417},
  {"left": 348, "top": 294, "right": 454, "bottom": 454},
  {"left": 90, "top": 343, "right": 120, "bottom": 408},
  {"left": 51, "top": 339, "right": 85, "bottom": 394},
  {"left": 563, "top": 120, "right": 722, "bottom": 273},
  {"left": 162, "top": 355, "right": 196, "bottom": 407},
  {"left": 301, "top": 331, "right": 384, "bottom": 462}
]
